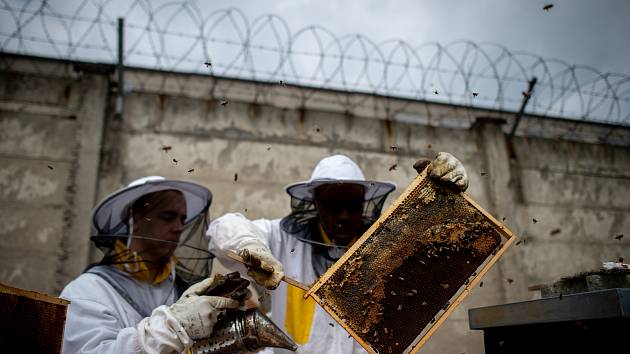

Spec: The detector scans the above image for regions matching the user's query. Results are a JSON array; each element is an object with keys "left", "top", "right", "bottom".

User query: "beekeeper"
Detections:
[
  {"left": 207, "top": 153, "right": 468, "bottom": 353},
  {"left": 61, "top": 176, "right": 246, "bottom": 354}
]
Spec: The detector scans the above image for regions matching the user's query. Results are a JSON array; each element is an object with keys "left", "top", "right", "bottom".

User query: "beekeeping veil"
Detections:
[
  {"left": 90, "top": 176, "right": 213, "bottom": 286},
  {"left": 280, "top": 155, "right": 396, "bottom": 244}
]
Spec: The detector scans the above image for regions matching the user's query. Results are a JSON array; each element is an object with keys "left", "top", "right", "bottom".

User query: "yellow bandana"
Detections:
[{"left": 113, "top": 239, "right": 174, "bottom": 284}]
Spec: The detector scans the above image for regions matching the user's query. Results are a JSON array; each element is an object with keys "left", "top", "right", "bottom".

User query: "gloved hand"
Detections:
[
  {"left": 239, "top": 242, "right": 284, "bottom": 290},
  {"left": 169, "top": 275, "right": 240, "bottom": 340},
  {"left": 413, "top": 152, "right": 469, "bottom": 191}
]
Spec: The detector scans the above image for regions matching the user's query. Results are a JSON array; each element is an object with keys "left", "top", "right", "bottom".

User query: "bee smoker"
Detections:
[
  {"left": 192, "top": 272, "right": 297, "bottom": 353},
  {"left": 192, "top": 308, "right": 298, "bottom": 354}
]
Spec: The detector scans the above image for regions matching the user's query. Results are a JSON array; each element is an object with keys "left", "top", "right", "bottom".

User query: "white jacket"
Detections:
[
  {"left": 207, "top": 213, "right": 367, "bottom": 354},
  {"left": 60, "top": 265, "right": 192, "bottom": 354}
]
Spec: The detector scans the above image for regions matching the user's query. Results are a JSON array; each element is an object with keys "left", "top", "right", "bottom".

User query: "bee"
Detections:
[
  {"left": 433, "top": 89, "right": 439, "bottom": 95},
  {"left": 204, "top": 61, "right": 212, "bottom": 67},
  {"left": 479, "top": 281, "right": 484, "bottom": 288},
  {"left": 506, "top": 278, "right": 514, "bottom": 284},
  {"left": 220, "top": 99, "right": 228, "bottom": 106},
  {"left": 234, "top": 173, "right": 238, "bottom": 182},
  {"left": 187, "top": 168, "right": 194, "bottom": 173},
  {"left": 388, "top": 164, "right": 397, "bottom": 171},
  {"left": 472, "top": 92, "right": 479, "bottom": 97},
  {"left": 161, "top": 145, "right": 172, "bottom": 152},
  {"left": 47, "top": 165, "right": 54, "bottom": 170},
  {"left": 172, "top": 158, "right": 178, "bottom": 165},
  {"left": 614, "top": 234, "right": 624, "bottom": 240},
  {"left": 533, "top": 218, "right": 538, "bottom": 223},
  {"left": 543, "top": 4, "right": 554, "bottom": 11}
]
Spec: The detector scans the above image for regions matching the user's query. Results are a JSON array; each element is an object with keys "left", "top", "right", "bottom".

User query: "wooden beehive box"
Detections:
[
  {"left": 0, "top": 282, "right": 70, "bottom": 353},
  {"left": 305, "top": 168, "right": 517, "bottom": 354}
]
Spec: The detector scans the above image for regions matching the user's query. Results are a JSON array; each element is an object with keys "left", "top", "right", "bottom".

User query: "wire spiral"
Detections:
[{"left": 1, "top": 0, "right": 629, "bottom": 128}]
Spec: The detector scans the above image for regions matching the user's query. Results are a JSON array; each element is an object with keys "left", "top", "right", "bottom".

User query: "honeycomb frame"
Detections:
[{"left": 304, "top": 168, "right": 517, "bottom": 354}]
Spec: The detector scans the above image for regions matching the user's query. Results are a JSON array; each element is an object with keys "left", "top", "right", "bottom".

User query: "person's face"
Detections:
[
  {"left": 130, "top": 190, "right": 187, "bottom": 263},
  {"left": 314, "top": 183, "right": 365, "bottom": 244}
]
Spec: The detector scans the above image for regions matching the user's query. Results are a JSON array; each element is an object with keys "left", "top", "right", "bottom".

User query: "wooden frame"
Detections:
[{"left": 304, "top": 169, "right": 517, "bottom": 354}]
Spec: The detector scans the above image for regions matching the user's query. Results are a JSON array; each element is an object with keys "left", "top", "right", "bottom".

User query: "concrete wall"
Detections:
[
  {"left": 1, "top": 55, "right": 629, "bottom": 353},
  {"left": 0, "top": 57, "right": 107, "bottom": 294}
]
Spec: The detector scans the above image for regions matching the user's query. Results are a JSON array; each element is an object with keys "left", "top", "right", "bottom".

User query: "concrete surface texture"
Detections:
[{"left": 1, "top": 55, "right": 628, "bottom": 354}]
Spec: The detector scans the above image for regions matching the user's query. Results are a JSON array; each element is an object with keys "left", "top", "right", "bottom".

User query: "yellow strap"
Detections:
[{"left": 284, "top": 286, "right": 316, "bottom": 345}]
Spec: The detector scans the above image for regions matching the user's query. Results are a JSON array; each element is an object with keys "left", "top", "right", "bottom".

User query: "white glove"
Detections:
[
  {"left": 428, "top": 152, "right": 469, "bottom": 191},
  {"left": 239, "top": 241, "right": 284, "bottom": 290},
  {"left": 169, "top": 276, "right": 240, "bottom": 340}
]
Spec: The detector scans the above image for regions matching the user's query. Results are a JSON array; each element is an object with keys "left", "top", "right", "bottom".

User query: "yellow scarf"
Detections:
[{"left": 113, "top": 239, "right": 174, "bottom": 284}]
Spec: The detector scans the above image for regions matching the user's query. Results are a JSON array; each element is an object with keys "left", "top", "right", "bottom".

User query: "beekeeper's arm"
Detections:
[
  {"left": 63, "top": 276, "right": 238, "bottom": 354},
  {"left": 414, "top": 152, "right": 469, "bottom": 191},
  {"left": 207, "top": 213, "right": 284, "bottom": 290}
]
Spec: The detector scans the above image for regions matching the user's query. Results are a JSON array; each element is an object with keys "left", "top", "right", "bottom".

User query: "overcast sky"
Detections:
[
  {"left": 2, "top": 0, "right": 629, "bottom": 122},
  {"left": 3, "top": 0, "right": 628, "bottom": 73},
  {"left": 223, "top": 0, "right": 630, "bottom": 75}
]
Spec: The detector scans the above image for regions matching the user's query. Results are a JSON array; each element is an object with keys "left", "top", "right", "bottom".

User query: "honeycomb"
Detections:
[{"left": 310, "top": 173, "right": 510, "bottom": 354}]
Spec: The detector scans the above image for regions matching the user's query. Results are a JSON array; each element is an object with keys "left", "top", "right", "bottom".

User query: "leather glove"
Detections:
[
  {"left": 204, "top": 271, "right": 252, "bottom": 305},
  {"left": 239, "top": 242, "right": 284, "bottom": 290},
  {"left": 169, "top": 275, "right": 240, "bottom": 340},
  {"left": 414, "top": 152, "right": 469, "bottom": 191}
]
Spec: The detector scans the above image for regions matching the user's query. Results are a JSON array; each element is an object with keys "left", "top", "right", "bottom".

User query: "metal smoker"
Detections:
[
  {"left": 192, "top": 272, "right": 298, "bottom": 354},
  {"left": 192, "top": 308, "right": 297, "bottom": 354}
]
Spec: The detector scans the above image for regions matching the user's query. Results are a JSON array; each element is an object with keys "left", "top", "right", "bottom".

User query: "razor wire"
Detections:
[{"left": 1, "top": 0, "right": 629, "bottom": 129}]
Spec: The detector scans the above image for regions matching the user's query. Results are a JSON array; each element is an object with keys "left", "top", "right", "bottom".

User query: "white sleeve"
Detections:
[
  {"left": 136, "top": 306, "right": 192, "bottom": 354},
  {"left": 62, "top": 298, "right": 191, "bottom": 354},
  {"left": 206, "top": 213, "right": 272, "bottom": 256}
]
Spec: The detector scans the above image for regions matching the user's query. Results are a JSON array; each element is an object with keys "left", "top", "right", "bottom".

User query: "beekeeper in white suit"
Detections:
[
  {"left": 61, "top": 176, "right": 248, "bottom": 354},
  {"left": 207, "top": 153, "right": 468, "bottom": 353}
]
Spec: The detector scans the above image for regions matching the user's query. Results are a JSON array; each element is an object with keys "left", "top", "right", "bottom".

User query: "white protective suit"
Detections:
[
  {"left": 208, "top": 213, "right": 366, "bottom": 354},
  {"left": 207, "top": 153, "right": 468, "bottom": 354},
  {"left": 60, "top": 265, "right": 191, "bottom": 354}
]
